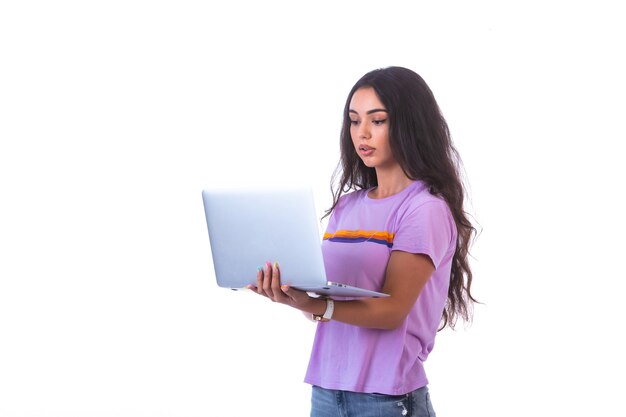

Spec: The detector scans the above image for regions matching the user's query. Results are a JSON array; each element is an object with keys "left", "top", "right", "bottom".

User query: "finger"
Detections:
[
  {"left": 255, "top": 266, "right": 266, "bottom": 296},
  {"left": 280, "top": 284, "right": 296, "bottom": 303},
  {"left": 281, "top": 285, "right": 301, "bottom": 303},
  {"left": 270, "top": 261, "right": 284, "bottom": 301},
  {"left": 280, "top": 284, "right": 293, "bottom": 300},
  {"left": 282, "top": 286, "right": 312, "bottom": 308},
  {"left": 262, "top": 261, "right": 274, "bottom": 300},
  {"left": 271, "top": 262, "right": 291, "bottom": 303}
]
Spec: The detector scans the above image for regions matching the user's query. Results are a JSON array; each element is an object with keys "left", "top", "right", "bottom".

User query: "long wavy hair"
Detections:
[{"left": 326, "top": 66, "right": 478, "bottom": 330}]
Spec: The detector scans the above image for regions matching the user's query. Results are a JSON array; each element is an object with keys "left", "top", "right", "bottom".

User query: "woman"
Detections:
[{"left": 249, "top": 66, "right": 477, "bottom": 417}]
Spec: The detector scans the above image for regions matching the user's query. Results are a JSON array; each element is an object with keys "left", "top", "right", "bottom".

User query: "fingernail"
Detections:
[
  {"left": 281, "top": 285, "right": 289, "bottom": 291},
  {"left": 257, "top": 266, "right": 262, "bottom": 272},
  {"left": 273, "top": 261, "right": 279, "bottom": 269}
]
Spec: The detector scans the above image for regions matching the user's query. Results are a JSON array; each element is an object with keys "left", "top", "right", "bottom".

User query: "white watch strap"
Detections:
[{"left": 322, "top": 299, "right": 334, "bottom": 320}]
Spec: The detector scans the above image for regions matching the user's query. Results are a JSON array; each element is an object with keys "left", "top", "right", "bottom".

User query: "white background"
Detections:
[{"left": 1, "top": 1, "right": 625, "bottom": 416}]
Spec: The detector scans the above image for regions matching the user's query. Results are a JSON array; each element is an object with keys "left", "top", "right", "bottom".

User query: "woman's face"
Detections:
[{"left": 349, "top": 87, "right": 396, "bottom": 170}]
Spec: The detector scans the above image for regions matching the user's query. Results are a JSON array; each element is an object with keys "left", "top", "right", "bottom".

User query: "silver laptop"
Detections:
[{"left": 201, "top": 187, "right": 388, "bottom": 298}]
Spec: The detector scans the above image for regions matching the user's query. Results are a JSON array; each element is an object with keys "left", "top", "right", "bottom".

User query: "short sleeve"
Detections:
[{"left": 391, "top": 200, "right": 456, "bottom": 269}]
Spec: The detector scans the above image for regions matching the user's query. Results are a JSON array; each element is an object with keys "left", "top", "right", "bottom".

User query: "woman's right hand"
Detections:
[{"left": 247, "top": 261, "right": 322, "bottom": 315}]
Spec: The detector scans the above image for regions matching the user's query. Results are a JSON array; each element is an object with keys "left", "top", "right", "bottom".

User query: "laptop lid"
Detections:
[{"left": 202, "top": 186, "right": 330, "bottom": 290}]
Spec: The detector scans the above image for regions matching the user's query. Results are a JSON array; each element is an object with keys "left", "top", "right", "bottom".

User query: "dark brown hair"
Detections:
[{"left": 327, "top": 66, "right": 478, "bottom": 329}]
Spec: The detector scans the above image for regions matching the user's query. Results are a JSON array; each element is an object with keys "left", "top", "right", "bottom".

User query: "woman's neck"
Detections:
[{"left": 369, "top": 165, "right": 413, "bottom": 199}]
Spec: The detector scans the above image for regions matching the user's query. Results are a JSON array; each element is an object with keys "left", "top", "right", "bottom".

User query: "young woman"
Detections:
[{"left": 249, "top": 66, "right": 477, "bottom": 417}]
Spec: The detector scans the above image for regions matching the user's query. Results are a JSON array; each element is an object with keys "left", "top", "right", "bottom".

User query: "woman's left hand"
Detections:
[{"left": 247, "top": 261, "right": 312, "bottom": 311}]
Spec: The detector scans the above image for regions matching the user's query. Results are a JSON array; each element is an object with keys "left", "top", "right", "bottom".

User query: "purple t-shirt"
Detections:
[{"left": 304, "top": 180, "right": 457, "bottom": 395}]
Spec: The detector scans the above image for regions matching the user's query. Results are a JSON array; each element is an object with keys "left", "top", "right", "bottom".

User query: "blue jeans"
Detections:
[{"left": 311, "top": 385, "right": 436, "bottom": 417}]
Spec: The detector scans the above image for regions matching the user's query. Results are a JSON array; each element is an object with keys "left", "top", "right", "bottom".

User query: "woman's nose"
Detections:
[{"left": 358, "top": 122, "right": 370, "bottom": 139}]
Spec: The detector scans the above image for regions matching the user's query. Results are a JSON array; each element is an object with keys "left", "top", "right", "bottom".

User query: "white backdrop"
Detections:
[{"left": 1, "top": 1, "right": 625, "bottom": 416}]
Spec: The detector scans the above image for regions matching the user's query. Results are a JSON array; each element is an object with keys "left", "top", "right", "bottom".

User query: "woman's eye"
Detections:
[
  {"left": 372, "top": 119, "right": 387, "bottom": 126},
  {"left": 350, "top": 120, "right": 359, "bottom": 125}
]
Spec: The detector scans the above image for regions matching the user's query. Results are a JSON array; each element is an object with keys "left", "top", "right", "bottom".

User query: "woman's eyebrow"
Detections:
[{"left": 349, "top": 108, "right": 389, "bottom": 115}]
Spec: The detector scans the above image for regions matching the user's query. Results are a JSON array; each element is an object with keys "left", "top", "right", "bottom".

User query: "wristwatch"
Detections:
[{"left": 312, "top": 298, "right": 334, "bottom": 322}]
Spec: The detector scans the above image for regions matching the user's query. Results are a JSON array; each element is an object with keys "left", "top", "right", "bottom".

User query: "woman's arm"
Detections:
[{"left": 249, "top": 250, "right": 435, "bottom": 330}]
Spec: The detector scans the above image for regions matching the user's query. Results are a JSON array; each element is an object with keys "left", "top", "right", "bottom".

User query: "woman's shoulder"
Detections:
[{"left": 403, "top": 181, "right": 452, "bottom": 216}]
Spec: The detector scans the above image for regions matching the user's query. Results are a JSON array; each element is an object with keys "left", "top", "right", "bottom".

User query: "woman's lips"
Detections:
[{"left": 359, "top": 145, "right": 375, "bottom": 156}]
